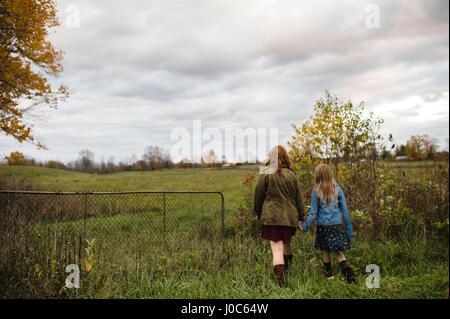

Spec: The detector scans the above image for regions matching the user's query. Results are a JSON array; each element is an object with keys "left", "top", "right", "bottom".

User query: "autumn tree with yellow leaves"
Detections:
[
  {"left": 0, "top": 0, "right": 69, "bottom": 148},
  {"left": 405, "top": 134, "right": 439, "bottom": 160},
  {"left": 288, "top": 91, "right": 392, "bottom": 237},
  {"left": 288, "top": 90, "right": 385, "bottom": 169},
  {"left": 5, "top": 151, "right": 26, "bottom": 165}
]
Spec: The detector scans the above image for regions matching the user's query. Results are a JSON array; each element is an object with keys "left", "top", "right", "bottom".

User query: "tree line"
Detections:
[
  {"left": 3, "top": 132, "right": 448, "bottom": 174},
  {"left": 2, "top": 145, "right": 233, "bottom": 173},
  {"left": 389, "top": 134, "right": 446, "bottom": 160}
]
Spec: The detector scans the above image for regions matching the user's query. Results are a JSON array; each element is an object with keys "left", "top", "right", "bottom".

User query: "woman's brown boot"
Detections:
[
  {"left": 283, "top": 254, "right": 293, "bottom": 271},
  {"left": 273, "top": 264, "right": 286, "bottom": 286}
]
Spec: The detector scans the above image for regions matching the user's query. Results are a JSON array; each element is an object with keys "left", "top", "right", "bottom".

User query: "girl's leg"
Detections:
[
  {"left": 322, "top": 250, "right": 333, "bottom": 278},
  {"left": 333, "top": 251, "right": 356, "bottom": 283},
  {"left": 322, "top": 250, "right": 331, "bottom": 263},
  {"left": 270, "top": 240, "right": 284, "bottom": 266},
  {"left": 332, "top": 251, "right": 346, "bottom": 263}
]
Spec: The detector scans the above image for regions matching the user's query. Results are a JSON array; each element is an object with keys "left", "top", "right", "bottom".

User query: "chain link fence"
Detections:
[{"left": 0, "top": 190, "right": 224, "bottom": 278}]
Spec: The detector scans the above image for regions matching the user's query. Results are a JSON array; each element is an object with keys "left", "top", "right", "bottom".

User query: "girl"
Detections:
[
  {"left": 300, "top": 164, "right": 356, "bottom": 283},
  {"left": 254, "top": 145, "right": 305, "bottom": 286}
]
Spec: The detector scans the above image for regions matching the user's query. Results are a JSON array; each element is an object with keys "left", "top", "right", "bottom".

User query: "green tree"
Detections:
[
  {"left": 395, "top": 144, "right": 407, "bottom": 157},
  {"left": 381, "top": 147, "right": 392, "bottom": 160}
]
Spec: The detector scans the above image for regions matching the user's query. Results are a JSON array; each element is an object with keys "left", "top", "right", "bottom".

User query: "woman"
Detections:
[{"left": 254, "top": 145, "right": 305, "bottom": 286}]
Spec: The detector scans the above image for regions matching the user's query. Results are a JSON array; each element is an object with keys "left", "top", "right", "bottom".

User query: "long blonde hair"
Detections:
[
  {"left": 264, "top": 145, "right": 292, "bottom": 175},
  {"left": 314, "top": 164, "right": 337, "bottom": 204}
]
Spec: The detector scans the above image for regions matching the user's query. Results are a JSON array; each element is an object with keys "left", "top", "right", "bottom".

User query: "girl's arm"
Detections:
[
  {"left": 253, "top": 174, "right": 268, "bottom": 219},
  {"left": 302, "top": 188, "right": 319, "bottom": 232},
  {"left": 338, "top": 186, "right": 354, "bottom": 238}
]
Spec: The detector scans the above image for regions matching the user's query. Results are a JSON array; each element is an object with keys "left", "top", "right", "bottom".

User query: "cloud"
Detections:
[{"left": 0, "top": 0, "right": 448, "bottom": 162}]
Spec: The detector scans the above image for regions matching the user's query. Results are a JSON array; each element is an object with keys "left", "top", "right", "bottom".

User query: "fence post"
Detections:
[
  {"left": 163, "top": 192, "right": 166, "bottom": 245},
  {"left": 220, "top": 192, "right": 225, "bottom": 238},
  {"left": 83, "top": 193, "right": 87, "bottom": 239}
]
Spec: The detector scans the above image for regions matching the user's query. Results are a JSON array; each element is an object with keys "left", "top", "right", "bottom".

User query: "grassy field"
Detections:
[
  {"left": 0, "top": 165, "right": 448, "bottom": 299},
  {"left": 0, "top": 166, "right": 247, "bottom": 214}
]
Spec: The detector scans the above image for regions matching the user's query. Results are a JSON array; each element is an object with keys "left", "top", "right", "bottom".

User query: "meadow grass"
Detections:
[
  {"left": 56, "top": 232, "right": 448, "bottom": 299},
  {"left": 0, "top": 165, "right": 448, "bottom": 299}
]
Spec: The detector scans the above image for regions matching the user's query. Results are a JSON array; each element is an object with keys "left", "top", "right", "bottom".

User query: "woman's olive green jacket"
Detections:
[{"left": 253, "top": 166, "right": 305, "bottom": 228}]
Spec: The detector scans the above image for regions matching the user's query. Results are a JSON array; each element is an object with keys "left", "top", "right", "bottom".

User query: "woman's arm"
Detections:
[
  {"left": 338, "top": 186, "right": 354, "bottom": 238},
  {"left": 301, "top": 188, "right": 319, "bottom": 232},
  {"left": 294, "top": 178, "right": 306, "bottom": 221},
  {"left": 253, "top": 174, "right": 268, "bottom": 219}
]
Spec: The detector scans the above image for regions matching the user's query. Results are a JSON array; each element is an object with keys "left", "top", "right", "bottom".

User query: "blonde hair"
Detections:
[
  {"left": 314, "top": 164, "right": 337, "bottom": 205},
  {"left": 264, "top": 145, "right": 292, "bottom": 175}
]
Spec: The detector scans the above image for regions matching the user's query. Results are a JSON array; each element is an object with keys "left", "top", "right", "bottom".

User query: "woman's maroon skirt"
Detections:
[{"left": 261, "top": 225, "right": 296, "bottom": 242}]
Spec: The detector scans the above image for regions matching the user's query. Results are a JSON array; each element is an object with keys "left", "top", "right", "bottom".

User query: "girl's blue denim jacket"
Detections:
[{"left": 302, "top": 185, "right": 354, "bottom": 238}]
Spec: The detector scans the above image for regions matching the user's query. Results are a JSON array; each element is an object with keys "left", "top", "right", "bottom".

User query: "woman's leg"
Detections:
[
  {"left": 282, "top": 240, "right": 293, "bottom": 270},
  {"left": 282, "top": 240, "right": 292, "bottom": 256},
  {"left": 270, "top": 240, "right": 284, "bottom": 266},
  {"left": 270, "top": 240, "right": 286, "bottom": 285}
]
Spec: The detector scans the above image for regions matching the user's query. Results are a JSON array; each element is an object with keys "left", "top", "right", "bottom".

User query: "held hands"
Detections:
[{"left": 298, "top": 221, "right": 304, "bottom": 232}]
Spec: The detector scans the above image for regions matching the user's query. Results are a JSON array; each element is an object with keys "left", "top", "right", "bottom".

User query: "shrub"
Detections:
[{"left": 232, "top": 171, "right": 260, "bottom": 238}]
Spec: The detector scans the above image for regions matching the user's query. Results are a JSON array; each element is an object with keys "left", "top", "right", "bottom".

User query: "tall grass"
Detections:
[{"left": 0, "top": 163, "right": 448, "bottom": 298}]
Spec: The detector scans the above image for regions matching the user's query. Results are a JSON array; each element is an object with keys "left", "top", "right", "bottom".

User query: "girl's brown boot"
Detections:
[
  {"left": 339, "top": 260, "right": 356, "bottom": 283},
  {"left": 323, "top": 261, "right": 333, "bottom": 278},
  {"left": 273, "top": 264, "right": 286, "bottom": 286}
]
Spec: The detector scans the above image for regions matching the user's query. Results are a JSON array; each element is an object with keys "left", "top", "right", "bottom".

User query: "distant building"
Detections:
[
  {"left": 202, "top": 150, "right": 217, "bottom": 164},
  {"left": 394, "top": 155, "right": 409, "bottom": 161}
]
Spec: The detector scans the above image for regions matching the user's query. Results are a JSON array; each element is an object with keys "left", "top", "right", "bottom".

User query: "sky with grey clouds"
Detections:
[{"left": 0, "top": 0, "right": 448, "bottom": 163}]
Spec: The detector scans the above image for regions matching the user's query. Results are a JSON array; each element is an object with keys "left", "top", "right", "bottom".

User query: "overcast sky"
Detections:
[{"left": 0, "top": 0, "right": 448, "bottom": 163}]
